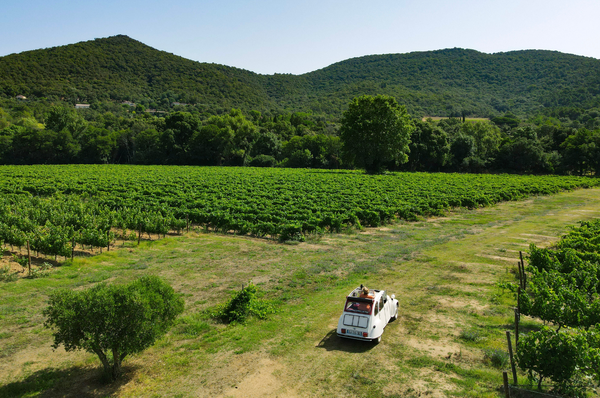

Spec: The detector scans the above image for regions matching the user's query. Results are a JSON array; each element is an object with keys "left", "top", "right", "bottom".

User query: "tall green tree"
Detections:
[
  {"left": 561, "top": 128, "right": 600, "bottom": 175},
  {"left": 340, "top": 95, "right": 413, "bottom": 173},
  {"left": 406, "top": 120, "right": 449, "bottom": 171}
]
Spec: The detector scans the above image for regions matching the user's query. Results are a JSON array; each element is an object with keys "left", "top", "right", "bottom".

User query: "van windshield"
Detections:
[{"left": 344, "top": 299, "right": 372, "bottom": 314}]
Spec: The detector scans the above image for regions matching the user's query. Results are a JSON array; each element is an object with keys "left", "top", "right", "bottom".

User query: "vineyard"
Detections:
[
  {"left": 0, "top": 165, "right": 599, "bottom": 260},
  {"left": 515, "top": 218, "right": 600, "bottom": 395}
]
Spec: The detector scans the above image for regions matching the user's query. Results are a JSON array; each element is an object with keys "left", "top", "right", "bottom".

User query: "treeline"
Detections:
[{"left": 1, "top": 98, "right": 600, "bottom": 175}]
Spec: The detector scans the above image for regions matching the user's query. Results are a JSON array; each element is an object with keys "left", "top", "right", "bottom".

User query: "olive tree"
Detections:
[
  {"left": 340, "top": 95, "right": 413, "bottom": 173},
  {"left": 43, "top": 276, "right": 184, "bottom": 381}
]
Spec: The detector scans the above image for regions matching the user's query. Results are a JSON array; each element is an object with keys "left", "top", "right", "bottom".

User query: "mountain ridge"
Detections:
[{"left": 2, "top": 35, "right": 600, "bottom": 117}]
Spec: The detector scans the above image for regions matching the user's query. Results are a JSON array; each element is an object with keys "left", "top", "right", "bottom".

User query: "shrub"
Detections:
[
  {"left": 29, "top": 262, "right": 52, "bottom": 279},
  {"left": 43, "top": 275, "right": 184, "bottom": 381},
  {"left": 215, "top": 283, "right": 276, "bottom": 323},
  {"left": 12, "top": 254, "right": 28, "bottom": 268},
  {"left": 0, "top": 265, "right": 18, "bottom": 282},
  {"left": 459, "top": 329, "right": 481, "bottom": 342},
  {"left": 516, "top": 327, "right": 595, "bottom": 395},
  {"left": 278, "top": 224, "right": 305, "bottom": 242},
  {"left": 248, "top": 154, "right": 276, "bottom": 167},
  {"left": 483, "top": 348, "right": 509, "bottom": 369}
]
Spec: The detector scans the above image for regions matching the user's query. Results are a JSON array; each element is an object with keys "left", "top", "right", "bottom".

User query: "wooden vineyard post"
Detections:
[
  {"left": 514, "top": 306, "right": 520, "bottom": 348},
  {"left": 517, "top": 261, "right": 523, "bottom": 289},
  {"left": 519, "top": 251, "right": 526, "bottom": 286},
  {"left": 138, "top": 224, "right": 142, "bottom": 245},
  {"left": 506, "top": 331, "right": 517, "bottom": 385},
  {"left": 186, "top": 214, "right": 189, "bottom": 233},
  {"left": 26, "top": 240, "right": 31, "bottom": 276},
  {"left": 107, "top": 231, "right": 110, "bottom": 252},
  {"left": 71, "top": 239, "right": 75, "bottom": 261},
  {"left": 503, "top": 371, "right": 511, "bottom": 398}
]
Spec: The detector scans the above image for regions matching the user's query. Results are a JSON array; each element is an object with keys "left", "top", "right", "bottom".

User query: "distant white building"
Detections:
[
  {"left": 16, "top": 95, "right": 27, "bottom": 100},
  {"left": 75, "top": 104, "right": 90, "bottom": 109}
]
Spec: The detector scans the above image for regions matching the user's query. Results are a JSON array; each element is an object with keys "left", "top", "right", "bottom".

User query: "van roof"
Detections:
[{"left": 347, "top": 286, "right": 384, "bottom": 299}]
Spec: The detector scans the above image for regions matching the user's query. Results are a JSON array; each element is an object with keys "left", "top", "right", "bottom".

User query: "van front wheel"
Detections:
[{"left": 390, "top": 303, "right": 399, "bottom": 321}]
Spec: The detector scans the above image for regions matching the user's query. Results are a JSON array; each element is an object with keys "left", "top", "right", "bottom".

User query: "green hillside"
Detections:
[
  {"left": 303, "top": 49, "right": 600, "bottom": 116},
  {"left": 0, "top": 35, "right": 274, "bottom": 112},
  {"left": 1, "top": 35, "right": 600, "bottom": 117}
]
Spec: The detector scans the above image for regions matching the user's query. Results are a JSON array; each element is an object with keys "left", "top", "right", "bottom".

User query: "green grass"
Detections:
[{"left": 0, "top": 188, "right": 599, "bottom": 397}]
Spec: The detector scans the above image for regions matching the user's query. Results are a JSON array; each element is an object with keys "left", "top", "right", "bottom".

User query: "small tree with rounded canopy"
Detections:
[
  {"left": 43, "top": 276, "right": 184, "bottom": 381},
  {"left": 340, "top": 95, "right": 413, "bottom": 173}
]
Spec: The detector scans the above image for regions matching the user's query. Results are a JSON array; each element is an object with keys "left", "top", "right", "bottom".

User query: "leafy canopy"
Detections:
[
  {"left": 43, "top": 275, "right": 184, "bottom": 381},
  {"left": 340, "top": 95, "right": 414, "bottom": 173}
]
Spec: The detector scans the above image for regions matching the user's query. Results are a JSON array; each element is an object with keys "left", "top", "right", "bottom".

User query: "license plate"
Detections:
[{"left": 346, "top": 329, "right": 363, "bottom": 337}]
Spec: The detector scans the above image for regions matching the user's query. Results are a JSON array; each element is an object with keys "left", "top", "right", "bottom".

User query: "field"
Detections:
[
  {"left": 0, "top": 165, "right": 598, "bottom": 261},
  {"left": 421, "top": 117, "right": 490, "bottom": 122},
  {"left": 0, "top": 167, "right": 600, "bottom": 397}
]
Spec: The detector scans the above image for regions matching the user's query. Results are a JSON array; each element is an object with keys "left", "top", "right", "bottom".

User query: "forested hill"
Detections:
[
  {"left": 0, "top": 35, "right": 275, "bottom": 111},
  {"left": 2, "top": 35, "right": 600, "bottom": 117},
  {"left": 298, "top": 49, "right": 600, "bottom": 117}
]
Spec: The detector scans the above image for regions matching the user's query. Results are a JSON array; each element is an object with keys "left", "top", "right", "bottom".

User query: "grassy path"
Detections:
[{"left": 0, "top": 188, "right": 599, "bottom": 397}]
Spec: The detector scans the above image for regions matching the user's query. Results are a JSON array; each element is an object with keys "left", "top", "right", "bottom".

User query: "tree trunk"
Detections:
[
  {"left": 92, "top": 347, "right": 112, "bottom": 379},
  {"left": 111, "top": 348, "right": 123, "bottom": 380}
]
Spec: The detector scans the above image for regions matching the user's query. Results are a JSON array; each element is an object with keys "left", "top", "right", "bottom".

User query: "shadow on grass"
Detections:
[
  {"left": 0, "top": 364, "right": 139, "bottom": 398},
  {"left": 486, "top": 321, "right": 545, "bottom": 334},
  {"left": 316, "top": 329, "right": 375, "bottom": 353}
]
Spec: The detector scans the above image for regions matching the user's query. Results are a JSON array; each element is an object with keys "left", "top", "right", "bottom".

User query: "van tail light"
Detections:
[
  {"left": 341, "top": 329, "right": 346, "bottom": 334},
  {"left": 363, "top": 332, "right": 368, "bottom": 337}
]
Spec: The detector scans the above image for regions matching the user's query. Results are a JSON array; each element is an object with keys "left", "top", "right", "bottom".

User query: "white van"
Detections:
[{"left": 336, "top": 285, "right": 399, "bottom": 343}]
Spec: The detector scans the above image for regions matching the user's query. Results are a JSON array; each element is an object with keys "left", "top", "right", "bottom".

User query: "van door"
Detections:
[{"left": 379, "top": 296, "right": 389, "bottom": 322}]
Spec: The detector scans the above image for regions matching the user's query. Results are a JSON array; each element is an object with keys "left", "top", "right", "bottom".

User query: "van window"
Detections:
[{"left": 345, "top": 300, "right": 372, "bottom": 314}]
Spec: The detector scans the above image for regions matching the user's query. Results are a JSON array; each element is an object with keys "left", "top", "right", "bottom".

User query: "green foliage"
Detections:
[
  {"left": 491, "top": 113, "right": 521, "bottom": 129},
  {"left": 558, "top": 219, "right": 600, "bottom": 253},
  {"left": 0, "top": 165, "right": 597, "bottom": 251},
  {"left": 248, "top": 154, "right": 276, "bottom": 167},
  {"left": 459, "top": 329, "right": 481, "bottom": 342},
  {"left": 561, "top": 128, "right": 600, "bottom": 175},
  {"left": 405, "top": 120, "right": 449, "bottom": 171},
  {"left": 517, "top": 218, "right": 600, "bottom": 394},
  {"left": 496, "top": 135, "right": 554, "bottom": 174},
  {"left": 520, "top": 261, "right": 600, "bottom": 330},
  {"left": 12, "top": 253, "right": 28, "bottom": 268},
  {"left": 340, "top": 95, "right": 413, "bottom": 173},
  {"left": 215, "top": 283, "right": 276, "bottom": 324},
  {"left": 450, "top": 121, "right": 502, "bottom": 172},
  {"left": 4, "top": 36, "right": 600, "bottom": 123},
  {"left": 43, "top": 275, "right": 184, "bottom": 381},
  {"left": 28, "top": 262, "right": 52, "bottom": 279},
  {"left": 516, "top": 327, "right": 599, "bottom": 395},
  {"left": 281, "top": 134, "right": 341, "bottom": 169},
  {"left": 0, "top": 265, "right": 18, "bottom": 282},
  {"left": 278, "top": 224, "right": 305, "bottom": 242},
  {"left": 483, "top": 348, "right": 509, "bottom": 369},
  {"left": 0, "top": 35, "right": 273, "bottom": 112}
]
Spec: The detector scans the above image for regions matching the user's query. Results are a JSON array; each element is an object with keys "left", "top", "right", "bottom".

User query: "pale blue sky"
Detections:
[{"left": 1, "top": 0, "right": 599, "bottom": 75}]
